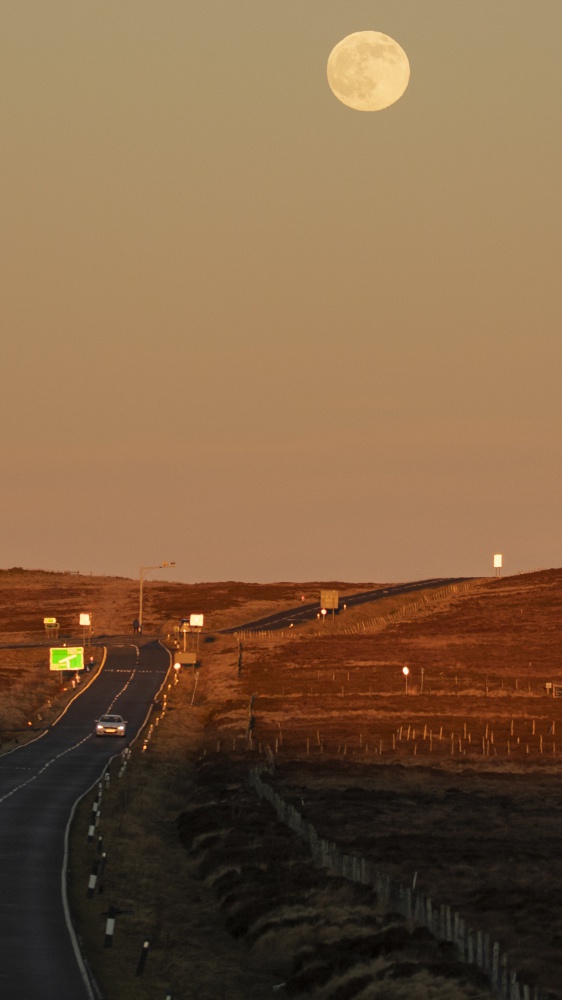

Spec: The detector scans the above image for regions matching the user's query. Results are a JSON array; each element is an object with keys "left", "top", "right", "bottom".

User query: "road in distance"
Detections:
[{"left": 221, "top": 578, "right": 471, "bottom": 633}]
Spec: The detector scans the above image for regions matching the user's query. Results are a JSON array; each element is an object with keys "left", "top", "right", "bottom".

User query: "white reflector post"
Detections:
[{"left": 402, "top": 666, "right": 409, "bottom": 694}]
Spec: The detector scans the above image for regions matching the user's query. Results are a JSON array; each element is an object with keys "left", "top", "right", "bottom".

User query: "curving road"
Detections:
[
  {"left": 0, "top": 640, "right": 170, "bottom": 1000},
  {"left": 221, "top": 577, "right": 471, "bottom": 633}
]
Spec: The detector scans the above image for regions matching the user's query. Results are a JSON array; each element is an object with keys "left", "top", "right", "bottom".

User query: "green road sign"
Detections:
[{"left": 50, "top": 647, "right": 84, "bottom": 671}]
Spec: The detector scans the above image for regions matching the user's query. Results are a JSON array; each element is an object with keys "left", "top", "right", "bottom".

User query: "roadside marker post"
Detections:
[
  {"left": 403, "top": 666, "right": 410, "bottom": 695},
  {"left": 135, "top": 939, "right": 151, "bottom": 976},
  {"left": 87, "top": 860, "right": 99, "bottom": 899},
  {"left": 104, "top": 905, "right": 117, "bottom": 947}
]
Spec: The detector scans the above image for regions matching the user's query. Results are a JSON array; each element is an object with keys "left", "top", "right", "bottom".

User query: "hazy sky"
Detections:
[{"left": 2, "top": 2, "right": 561, "bottom": 583}]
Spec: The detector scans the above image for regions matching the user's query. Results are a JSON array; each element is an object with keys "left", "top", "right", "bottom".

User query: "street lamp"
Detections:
[
  {"left": 139, "top": 561, "right": 175, "bottom": 631},
  {"left": 402, "top": 666, "right": 410, "bottom": 695}
]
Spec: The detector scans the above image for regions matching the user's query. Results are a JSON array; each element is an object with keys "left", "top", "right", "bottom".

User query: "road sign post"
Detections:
[
  {"left": 173, "top": 652, "right": 198, "bottom": 668},
  {"left": 190, "top": 613, "right": 204, "bottom": 649},
  {"left": 180, "top": 622, "right": 190, "bottom": 652},
  {"left": 79, "top": 612, "right": 92, "bottom": 647},
  {"left": 180, "top": 614, "right": 204, "bottom": 651},
  {"left": 50, "top": 647, "right": 85, "bottom": 672},
  {"left": 43, "top": 617, "right": 59, "bottom": 639},
  {"left": 320, "top": 590, "right": 339, "bottom": 622}
]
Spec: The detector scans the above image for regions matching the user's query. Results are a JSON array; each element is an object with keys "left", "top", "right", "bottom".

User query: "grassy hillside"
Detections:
[
  {"left": 4, "top": 568, "right": 562, "bottom": 998},
  {"left": 0, "top": 566, "right": 378, "bottom": 636}
]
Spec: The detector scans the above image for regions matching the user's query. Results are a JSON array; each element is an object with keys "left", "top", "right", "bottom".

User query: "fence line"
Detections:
[
  {"left": 236, "top": 577, "right": 489, "bottom": 641},
  {"left": 248, "top": 766, "right": 540, "bottom": 1000}
]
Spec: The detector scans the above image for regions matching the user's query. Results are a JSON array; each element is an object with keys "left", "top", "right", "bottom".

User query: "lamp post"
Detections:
[{"left": 139, "top": 562, "right": 175, "bottom": 631}]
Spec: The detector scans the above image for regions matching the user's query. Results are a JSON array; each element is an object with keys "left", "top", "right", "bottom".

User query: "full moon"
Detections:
[{"left": 327, "top": 31, "right": 410, "bottom": 112}]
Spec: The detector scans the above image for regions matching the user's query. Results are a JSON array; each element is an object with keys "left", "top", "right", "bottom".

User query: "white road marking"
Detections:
[
  {"left": 0, "top": 733, "right": 92, "bottom": 804},
  {"left": 106, "top": 670, "right": 136, "bottom": 713}
]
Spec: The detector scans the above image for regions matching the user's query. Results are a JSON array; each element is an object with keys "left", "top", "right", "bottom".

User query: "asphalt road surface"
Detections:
[
  {"left": 221, "top": 577, "right": 471, "bottom": 633},
  {"left": 0, "top": 640, "right": 170, "bottom": 1000}
]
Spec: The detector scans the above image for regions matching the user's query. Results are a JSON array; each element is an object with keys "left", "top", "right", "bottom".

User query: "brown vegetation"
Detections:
[
  {"left": 0, "top": 566, "right": 374, "bottom": 636},
  {"left": 5, "top": 567, "right": 562, "bottom": 998}
]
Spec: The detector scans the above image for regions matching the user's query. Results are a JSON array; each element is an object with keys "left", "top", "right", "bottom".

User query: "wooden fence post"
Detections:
[
  {"left": 476, "top": 929, "right": 483, "bottom": 968},
  {"left": 492, "top": 941, "right": 500, "bottom": 989},
  {"left": 457, "top": 918, "right": 466, "bottom": 961},
  {"left": 246, "top": 766, "right": 541, "bottom": 998},
  {"left": 484, "top": 933, "right": 491, "bottom": 972},
  {"left": 425, "top": 897, "right": 433, "bottom": 933},
  {"left": 467, "top": 927, "right": 474, "bottom": 965},
  {"left": 501, "top": 952, "right": 508, "bottom": 998},
  {"left": 510, "top": 971, "right": 521, "bottom": 1000}
]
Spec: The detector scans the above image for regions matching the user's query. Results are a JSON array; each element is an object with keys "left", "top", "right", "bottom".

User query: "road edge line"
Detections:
[
  {"left": 126, "top": 639, "right": 173, "bottom": 750},
  {"left": 62, "top": 639, "right": 173, "bottom": 998},
  {"left": 0, "top": 648, "right": 108, "bottom": 758}
]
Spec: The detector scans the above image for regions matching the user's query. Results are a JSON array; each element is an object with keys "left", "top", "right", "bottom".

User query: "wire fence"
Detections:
[
  {"left": 235, "top": 578, "right": 488, "bottom": 641},
  {"left": 249, "top": 765, "right": 542, "bottom": 1000}
]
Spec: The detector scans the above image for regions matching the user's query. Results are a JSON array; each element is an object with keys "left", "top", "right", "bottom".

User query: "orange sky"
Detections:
[{"left": 2, "top": 1, "right": 561, "bottom": 582}]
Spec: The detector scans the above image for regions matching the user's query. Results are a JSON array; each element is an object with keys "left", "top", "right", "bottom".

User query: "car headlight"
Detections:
[{"left": 118, "top": 725, "right": 125, "bottom": 731}]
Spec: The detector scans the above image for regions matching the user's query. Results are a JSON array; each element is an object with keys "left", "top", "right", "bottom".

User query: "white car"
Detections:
[{"left": 95, "top": 714, "right": 127, "bottom": 737}]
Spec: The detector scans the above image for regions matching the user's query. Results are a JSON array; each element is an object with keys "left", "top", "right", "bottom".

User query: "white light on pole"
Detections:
[
  {"left": 139, "top": 561, "right": 176, "bottom": 630},
  {"left": 402, "top": 665, "right": 410, "bottom": 694}
]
